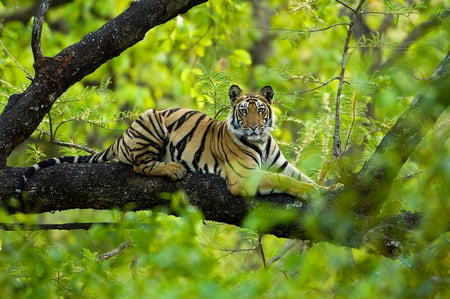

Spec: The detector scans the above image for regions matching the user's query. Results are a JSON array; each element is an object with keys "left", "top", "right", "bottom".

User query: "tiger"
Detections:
[{"left": 13, "top": 85, "right": 339, "bottom": 202}]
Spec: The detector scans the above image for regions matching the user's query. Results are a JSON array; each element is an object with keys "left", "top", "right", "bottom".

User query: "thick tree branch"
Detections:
[
  {"left": 0, "top": 163, "right": 430, "bottom": 257},
  {"left": 348, "top": 52, "right": 450, "bottom": 215},
  {"left": 0, "top": 0, "right": 207, "bottom": 165}
]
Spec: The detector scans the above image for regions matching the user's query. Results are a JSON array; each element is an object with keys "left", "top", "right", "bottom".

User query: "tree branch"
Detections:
[
  {"left": 0, "top": 163, "right": 433, "bottom": 257},
  {"left": 332, "top": 0, "right": 366, "bottom": 157},
  {"left": 31, "top": 0, "right": 50, "bottom": 64},
  {"left": 0, "top": 40, "right": 34, "bottom": 80},
  {"left": 0, "top": 0, "right": 207, "bottom": 165},
  {"left": 348, "top": 51, "right": 450, "bottom": 215}
]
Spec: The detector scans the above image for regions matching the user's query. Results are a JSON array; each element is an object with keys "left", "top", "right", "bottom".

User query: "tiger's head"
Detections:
[{"left": 227, "top": 85, "right": 274, "bottom": 143}]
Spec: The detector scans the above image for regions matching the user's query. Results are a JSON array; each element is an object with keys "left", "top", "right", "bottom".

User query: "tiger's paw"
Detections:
[{"left": 165, "top": 162, "right": 187, "bottom": 181}]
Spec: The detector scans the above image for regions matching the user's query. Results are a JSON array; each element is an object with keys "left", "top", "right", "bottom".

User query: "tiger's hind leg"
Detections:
[
  {"left": 119, "top": 109, "right": 187, "bottom": 181},
  {"left": 133, "top": 161, "right": 187, "bottom": 181}
]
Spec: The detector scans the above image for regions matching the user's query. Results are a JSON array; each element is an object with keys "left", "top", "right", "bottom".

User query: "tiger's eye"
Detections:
[
  {"left": 258, "top": 107, "right": 265, "bottom": 114},
  {"left": 239, "top": 108, "right": 247, "bottom": 115}
]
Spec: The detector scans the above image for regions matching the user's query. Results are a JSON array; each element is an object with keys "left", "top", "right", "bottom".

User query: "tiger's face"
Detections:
[{"left": 227, "top": 85, "right": 274, "bottom": 142}]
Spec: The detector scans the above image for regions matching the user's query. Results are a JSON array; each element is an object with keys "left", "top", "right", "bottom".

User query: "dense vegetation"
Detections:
[{"left": 0, "top": 0, "right": 449, "bottom": 297}]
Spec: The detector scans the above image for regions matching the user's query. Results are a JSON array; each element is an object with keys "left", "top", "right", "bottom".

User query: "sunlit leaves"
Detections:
[{"left": 1, "top": 0, "right": 449, "bottom": 297}]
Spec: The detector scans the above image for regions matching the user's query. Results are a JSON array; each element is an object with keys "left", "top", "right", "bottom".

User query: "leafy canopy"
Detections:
[{"left": 0, "top": 0, "right": 449, "bottom": 298}]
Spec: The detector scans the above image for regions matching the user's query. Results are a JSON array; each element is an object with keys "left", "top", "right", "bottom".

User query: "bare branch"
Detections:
[
  {"left": 40, "top": 131, "right": 98, "bottom": 154},
  {"left": 264, "top": 23, "right": 350, "bottom": 34},
  {"left": 332, "top": 23, "right": 352, "bottom": 157},
  {"left": 31, "top": 0, "right": 51, "bottom": 64},
  {"left": 335, "top": 0, "right": 357, "bottom": 14},
  {"left": 96, "top": 242, "right": 132, "bottom": 261},
  {"left": 289, "top": 76, "right": 342, "bottom": 94},
  {"left": 0, "top": 222, "right": 116, "bottom": 231},
  {"left": 332, "top": 0, "right": 366, "bottom": 157}
]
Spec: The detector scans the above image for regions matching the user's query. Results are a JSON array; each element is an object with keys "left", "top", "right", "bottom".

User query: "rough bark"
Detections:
[
  {"left": 0, "top": 163, "right": 423, "bottom": 256},
  {"left": 0, "top": 0, "right": 207, "bottom": 165}
]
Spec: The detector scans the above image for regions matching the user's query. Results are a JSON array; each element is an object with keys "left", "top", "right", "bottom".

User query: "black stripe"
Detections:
[
  {"left": 226, "top": 161, "right": 244, "bottom": 178},
  {"left": 167, "top": 110, "right": 200, "bottom": 131},
  {"left": 239, "top": 136, "right": 263, "bottom": 158},
  {"left": 264, "top": 137, "right": 272, "bottom": 162},
  {"left": 192, "top": 122, "right": 214, "bottom": 170},
  {"left": 175, "top": 114, "right": 208, "bottom": 160},
  {"left": 162, "top": 108, "right": 180, "bottom": 117},
  {"left": 145, "top": 112, "right": 166, "bottom": 139},
  {"left": 269, "top": 150, "right": 281, "bottom": 168},
  {"left": 275, "top": 161, "right": 289, "bottom": 173},
  {"left": 127, "top": 127, "right": 162, "bottom": 150},
  {"left": 133, "top": 118, "right": 162, "bottom": 143}
]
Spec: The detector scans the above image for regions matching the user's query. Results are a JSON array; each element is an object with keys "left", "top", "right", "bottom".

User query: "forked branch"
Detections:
[{"left": 31, "top": 0, "right": 50, "bottom": 64}]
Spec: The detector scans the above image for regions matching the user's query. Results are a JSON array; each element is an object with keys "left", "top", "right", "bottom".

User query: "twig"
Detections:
[
  {"left": 336, "top": 0, "right": 357, "bottom": 14},
  {"left": 332, "top": 0, "right": 366, "bottom": 157},
  {"left": 257, "top": 235, "right": 267, "bottom": 269},
  {"left": 0, "top": 40, "right": 34, "bottom": 80},
  {"left": 50, "top": 139, "right": 97, "bottom": 154},
  {"left": 96, "top": 241, "right": 132, "bottom": 261},
  {"left": 319, "top": 93, "right": 332, "bottom": 183},
  {"left": 31, "top": 0, "right": 51, "bottom": 63},
  {"left": 0, "top": 222, "right": 117, "bottom": 231},
  {"left": 267, "top": 239, "right": 298, "bottom": 266},
  {"left": 41, "top": 130, "right": 98, "bottom": 154},
  {"left": 44, "top": 112, "right": 97, "bottom": 154},
  {"left": 263, "top": 23, "right": 350, "bottom": 34},
  {"left": 342, "top": 92, "right": 357, "bottom": 153},
  {"left": 289, "top": 76, "right": 342, "bottom": 94}
]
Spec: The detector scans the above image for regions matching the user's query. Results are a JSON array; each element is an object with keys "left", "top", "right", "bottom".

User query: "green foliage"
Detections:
[
  {"left": 1, "top": 0, "right": 449, "bottom": 297},
  {"left": 1, "top": 206, "right": 449, "bottom": 298}
]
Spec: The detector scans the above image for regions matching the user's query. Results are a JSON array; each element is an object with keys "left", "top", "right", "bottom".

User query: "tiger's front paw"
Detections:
[{"left": 165, "top": 162, "right": 187, "bottom": 181}]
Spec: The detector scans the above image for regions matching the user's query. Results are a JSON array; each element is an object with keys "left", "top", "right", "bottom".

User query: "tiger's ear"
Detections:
[
  {"left": 260, "top": 86, "right": 274, "bottom": 103},
  {"left": 229, "top": 85, "right": 242, "bottom": 104}
]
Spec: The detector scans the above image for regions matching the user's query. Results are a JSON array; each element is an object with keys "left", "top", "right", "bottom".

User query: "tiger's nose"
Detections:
[{"left": 249, "top": 123, "right": 258, "bottom": 130}]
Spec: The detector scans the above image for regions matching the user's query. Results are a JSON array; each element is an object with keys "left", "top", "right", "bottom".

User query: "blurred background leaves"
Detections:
[{"left": 1, "top": 0, "right": 449, "bottom": 297}]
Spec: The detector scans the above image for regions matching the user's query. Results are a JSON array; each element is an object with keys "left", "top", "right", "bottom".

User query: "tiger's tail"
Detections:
[{"left": 12, "top": 148, "right": 114, "bottom": 200}]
